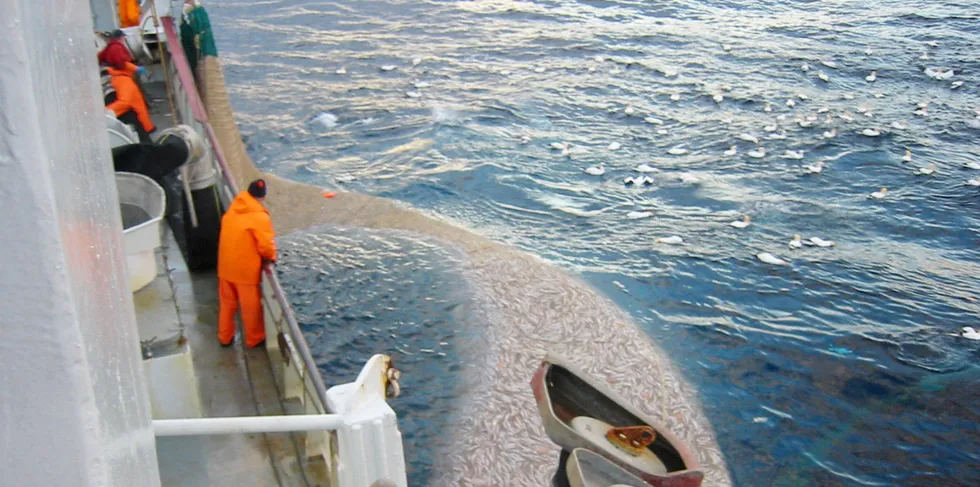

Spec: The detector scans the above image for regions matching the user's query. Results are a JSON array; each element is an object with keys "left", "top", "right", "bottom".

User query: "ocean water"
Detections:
[
  {"left": 208, "top": 1, "right": 980, "bottom": 485},
  {"left": 276, "top": 228, "right": 478, "bottom": 481}
]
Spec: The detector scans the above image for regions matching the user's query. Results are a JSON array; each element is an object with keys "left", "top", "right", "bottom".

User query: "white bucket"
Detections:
[{"left": 116, "top": 172, "right": 166, "bottom": 292}]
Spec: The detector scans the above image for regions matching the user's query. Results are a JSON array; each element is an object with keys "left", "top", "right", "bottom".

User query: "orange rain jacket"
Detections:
[
  {"left": 107, "top": 63, "right": 155, "bottom": 133},
  {"left": 118, "top": 0, "right": 140, "bottom": 28},
  {"left": 218, "top": 191, "right": 277, "bottom": 285}
]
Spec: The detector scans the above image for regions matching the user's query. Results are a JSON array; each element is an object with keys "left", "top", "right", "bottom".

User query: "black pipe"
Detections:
[{"left": 183, "top": 185, "right": 221, "bottom": 271}]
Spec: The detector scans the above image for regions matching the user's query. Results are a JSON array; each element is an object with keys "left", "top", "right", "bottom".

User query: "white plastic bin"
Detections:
[
  {"left": 106, "top": 110, "right": 139, "bottom": 149},
  {"left": 116, "top": 172, "right": 166, "bottom": 292}
]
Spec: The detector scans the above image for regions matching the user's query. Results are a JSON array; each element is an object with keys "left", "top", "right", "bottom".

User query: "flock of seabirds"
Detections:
[{"left": 326, "top": 41, "right": 980, "bottom": 340}]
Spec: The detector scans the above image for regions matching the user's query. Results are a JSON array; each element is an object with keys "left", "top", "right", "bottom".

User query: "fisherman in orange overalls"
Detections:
[
  {"left": 217, "top": 179, "right": 277, "bottom": 347},
  {"left": 106, "top": 62, "right": 155, "bottom": 142}
]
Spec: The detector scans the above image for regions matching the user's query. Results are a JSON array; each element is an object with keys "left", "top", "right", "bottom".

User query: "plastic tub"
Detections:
[
  {"left": 106, "top": 110, "right": 139, "bottom": 149},
  {"left": 116, "top": 172, "right": 166, "bottom": 292}
]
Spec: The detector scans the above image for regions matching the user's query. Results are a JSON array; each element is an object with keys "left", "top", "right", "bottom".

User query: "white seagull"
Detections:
[
  {"left": 818, "top": 71, "right": 831, "bottom": 82},
  {"left": 656, "top": 236, "right": 684, "bottom": 245},
  {"left": 789, "top": 235, "right": 803, "bottom": 249},
  {"left": 738, "top": 133, "right": 760, "bottom": 144},
  {"left": 917, "top": 163, "right": 936, "bottom": 176},
  {"left": 584, "top": 164, "right": 605, "bottom": 176},
  {"left": 730, "top": 216, "right": 752, "bottom": 229},
  {"left": 861, "top": 128, "right": 881, "bottom": 137},
  {"left": 804, "top": 161, "right": 824, "bottom": 174},
  {"left": 748, "top": 147, "right": 766, "bottom": 158},
  {"left": 962, "top": 327, "right": 980, "bottom": 340},
  {"left": 635, "top": 163, "right": 659, "bottom": 173},
  {"left": 757, "top": 253, "right": 789, "bottom": 266},
  {"left": 870, "top": 188, "right": 888, "bottom": 199},
  {"left": 668, "top": 145, "right": 689, "bottom": 155},
  {"left": 809, "top": 237, "right": 836, "bottom": 247},
  {"left": 866, "top": 71, "right": 877, "bottom": 82},
  {"left": 724, "top": 145, "right": 737, "bottom": 156},
  {"left": 902, "top": 150, "right": 912, "bottom": 163}
]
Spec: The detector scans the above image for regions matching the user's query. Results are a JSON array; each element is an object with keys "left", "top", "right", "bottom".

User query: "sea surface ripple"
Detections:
[{"left": 210, "top": 0, "right": 980, "bottom": 485}]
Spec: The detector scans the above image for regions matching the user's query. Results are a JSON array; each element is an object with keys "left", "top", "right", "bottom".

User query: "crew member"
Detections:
[
  {"left": 106, "top": 62, "right": 154, "bottom": 142},
  {"left": 98, "top": 30, "right": 134, "bottom": 69},
  {"left": 118, "top": 0, "right": 140, "bottom": 28},
  {"left": 217, "top": 179, "right": 277, "bottom": 348}
]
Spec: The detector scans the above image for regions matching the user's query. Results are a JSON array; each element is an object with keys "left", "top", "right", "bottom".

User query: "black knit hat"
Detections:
[
  {"left": 110, "top": 29, "right": 125, "bottom": 39},
  {"left": 248, "top": 179, "right": 267, "bottom": 199}
]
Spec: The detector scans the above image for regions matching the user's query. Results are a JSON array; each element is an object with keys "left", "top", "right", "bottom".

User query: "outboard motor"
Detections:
[
  {"left": 530, "top": 353, "right": 705, "bottom": 487},
  {"left": 111, "top": 124, "right": 221, "bottom": 270}
]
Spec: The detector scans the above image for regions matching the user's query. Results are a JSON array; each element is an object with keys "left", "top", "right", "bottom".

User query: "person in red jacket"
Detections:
[
  {"left": 106, "top": 62, "right": 155, "bottom": 142},
  {"left": 98, "top": 30, "right": 134, "bottom": 69},
  {"left": 217, "top": 179, "right": 277, "bottom": 347}
]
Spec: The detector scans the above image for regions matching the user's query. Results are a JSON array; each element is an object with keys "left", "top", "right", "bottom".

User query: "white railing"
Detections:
[
  {"left": 154, "top": 414, "right": 345, "bottom": 436},
  {"left": 153, "top": 354, "right": 407, "bottom": 487},
  {"left": 157, "top": 15, "right": 407, "bottom": 487}
]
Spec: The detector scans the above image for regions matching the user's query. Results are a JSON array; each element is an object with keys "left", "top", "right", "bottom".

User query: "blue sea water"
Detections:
[{"left": 208, "top": 0, "right": 980, "bottom": 485}]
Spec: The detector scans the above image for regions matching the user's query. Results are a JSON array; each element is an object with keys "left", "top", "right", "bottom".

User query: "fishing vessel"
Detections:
[{"left": 1, "top": 1, "right": 721, "bottom": 486}]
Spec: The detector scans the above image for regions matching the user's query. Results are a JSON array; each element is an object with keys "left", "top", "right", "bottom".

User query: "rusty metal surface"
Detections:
[{"left": 607, "top": 426, "right": 658, "bottom": 455}]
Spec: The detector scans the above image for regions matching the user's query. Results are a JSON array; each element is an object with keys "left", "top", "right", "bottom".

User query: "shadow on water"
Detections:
[{"left": 276, "top": 226, "right": 484, "bottom": 486}]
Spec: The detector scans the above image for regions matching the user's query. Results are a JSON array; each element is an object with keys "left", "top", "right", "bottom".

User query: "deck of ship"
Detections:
[{"left": 130, "top": 72, "right": 326, "bottom": 487}]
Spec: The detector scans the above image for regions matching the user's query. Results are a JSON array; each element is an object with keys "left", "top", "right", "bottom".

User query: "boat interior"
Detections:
[{"left": 544, "top": 363, "right": 689, "bottom": 474}]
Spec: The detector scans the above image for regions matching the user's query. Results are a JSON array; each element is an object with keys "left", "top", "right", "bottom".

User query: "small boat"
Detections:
[{"left": 531, "top": 353, "right": 704, "bottom": 487}]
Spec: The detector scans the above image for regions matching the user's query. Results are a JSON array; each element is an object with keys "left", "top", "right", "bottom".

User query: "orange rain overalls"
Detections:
[
  {"left": 107, "top": 63, "right": 155, "bottom": 134},
  {"left": 217, "top": 191, "right": 277, "bottom": 347},
  {"left": 118, "top": 0, "right": 140, "bottom": 28}
]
